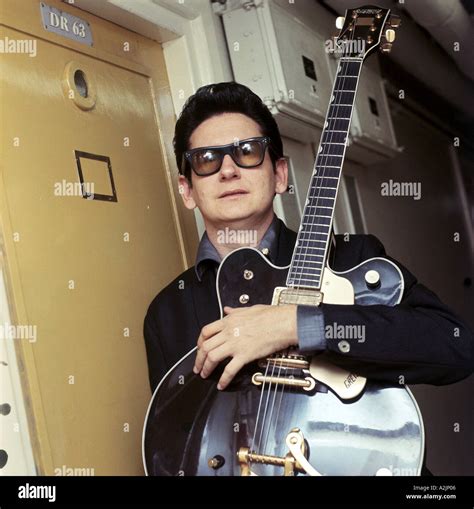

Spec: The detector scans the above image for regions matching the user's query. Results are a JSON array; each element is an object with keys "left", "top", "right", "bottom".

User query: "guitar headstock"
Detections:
[{"left": 333, "top": 5, "right": 401, "bottom": 59}]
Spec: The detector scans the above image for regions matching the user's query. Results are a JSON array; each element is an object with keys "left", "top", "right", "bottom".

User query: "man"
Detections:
[{"left": 143, "top": 82, "right": 474, "bottom": 473}]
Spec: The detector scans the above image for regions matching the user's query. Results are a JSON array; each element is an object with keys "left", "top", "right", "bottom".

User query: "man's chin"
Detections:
[{"left": 210, "top": 208, "right": 255, "bottom": 224}]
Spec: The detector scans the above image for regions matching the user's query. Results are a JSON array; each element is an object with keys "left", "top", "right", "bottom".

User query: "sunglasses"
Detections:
[{"left": 183, "top": 136, "right": 272, "bottom": 177}]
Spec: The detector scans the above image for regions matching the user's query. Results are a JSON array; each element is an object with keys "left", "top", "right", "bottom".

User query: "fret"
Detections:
[
  {"left": 300, "top": 219, "right": 330, "bottom": 226},
  {"left": 292, "top": 258, "right": 324, "bottom": 263},
  {"left": 336, "top": 75, "right": 358, "bottom": 78},
  {"left": 317, "top": 153, "right": 343, "bottom": 159},
  {"left": 306, "top": 205, "right": 333, "bottom": 209},
  {"left": 307, "top": 188, "right": 337, "bottom": 195},
  {"left": 298, "top": 227, "right": 330, "bottom": 235},
  {"left": 289, "top": 272, "right": 323, "bottom": 278},
  {"left": 330, "top": 103, "right": 353, "bottom": 107},
  {"left": 315, "top": 165, "right": 340, "bottom": 170},
  {"left": 304, "top": 197, "right": 334, "bottom": 207},
  {"left": 310, "top": 177, "right": 339, "bottom": 187},
  {"left": 334, "top": 93, "right": 355, "bottom": 103},
  {"left": 292, "top": 256, "right": 325, "bottom": 263},
  {"left": 299, "top": 225, "right": 330, "bottom": 232},
  {"left": 320, "top": 144, "right": 345, "bottom": 156},
  {"left": 292, "top": 264, "right": 324, "bottom": 270},
  {"left": 306, "top": 190, "right": 336, "bottom": 200},
  {"left": 315, "top": 166, "right": 340, "bottom": 174},
  {"left": 301, "top": 218, "right": 331, "bottom": 227},
  {"left": 328, "top": 106, "right": 352, "bottom": 117},
  {"left": 298, "top": 239, "right": 329, "bottom": 245},
  {"left": 295, "top": 248, "right": 324, "bottom": 258},
  {"left": 322, "top": 132, "right": 347, "bottom": 144},
  {"left": 292, "top": 261, "right": 324, "bottom": 267},
  {"left": 338, "top": 61, "right": 362, "bottom": 73},
  {"left": 287, "top": 277, "right": 321, "bottom": 284},
  {"left": 303, "top": 216, "right": 331, "bottom": 221},
  {"left": 299, "top": 226, "right": 329, "bottom": 234},
  {"left": 316, "top": 158, "right": 343, "bottom": 168},
  {"left": 290, "top": 268, "right": 323, "bottom": 275},
  {"left": 300, "top": 222, "right": 332, "bottom": 229},
  {"left": 296, "top": 246, "right": 325, "bottom": 252},
  {"left": 295, "top": 241, "right": 327, "bottom": 246},
  {"left": 326, "top": 119, "right": 350, "bottom": 131}
]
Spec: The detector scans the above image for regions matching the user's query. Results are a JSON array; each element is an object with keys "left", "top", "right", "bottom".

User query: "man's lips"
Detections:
[{"left": 218, "top": 189, "right": 249, "bottom": 198}]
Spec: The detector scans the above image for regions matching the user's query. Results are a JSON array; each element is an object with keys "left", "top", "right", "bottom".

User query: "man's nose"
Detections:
[{"left": 219, "top": 154, "right": 240, "bottom": 179}]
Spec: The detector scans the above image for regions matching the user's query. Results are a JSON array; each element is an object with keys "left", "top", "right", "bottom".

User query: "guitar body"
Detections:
[{"left": 143, "top": 248, "right": 425, "bottom": 476}]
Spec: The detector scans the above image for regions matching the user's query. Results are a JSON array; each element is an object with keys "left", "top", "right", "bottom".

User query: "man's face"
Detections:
[{"left": 178, "top": 113, "right": 288, "bottom": 226}]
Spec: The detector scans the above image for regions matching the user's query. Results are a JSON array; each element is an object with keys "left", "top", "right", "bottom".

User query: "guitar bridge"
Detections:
[{"left": 252, "top": 372, "right": 316, "bottom": 391}]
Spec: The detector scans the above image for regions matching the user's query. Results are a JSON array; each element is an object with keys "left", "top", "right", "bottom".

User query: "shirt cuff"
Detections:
[{"left": 297, "top": 305, "right": 327, "bottom": 354}]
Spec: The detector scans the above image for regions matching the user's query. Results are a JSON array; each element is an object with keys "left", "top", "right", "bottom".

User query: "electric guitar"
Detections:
[{"left": 143, "top": 5, "right": 424, "bottom": 476}]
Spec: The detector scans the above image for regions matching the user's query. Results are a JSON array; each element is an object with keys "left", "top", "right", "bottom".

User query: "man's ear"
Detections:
[
  {"left": 178, "top": 175, "right": 197, "bottom": 210},
  {"left": 274, "top": 158, "right": 289, "bottom": 195}
]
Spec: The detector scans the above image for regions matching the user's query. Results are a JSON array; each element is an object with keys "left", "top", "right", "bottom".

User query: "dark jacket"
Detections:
[{"left": 144, "top": 222, "right": 474, "bottom": 394}]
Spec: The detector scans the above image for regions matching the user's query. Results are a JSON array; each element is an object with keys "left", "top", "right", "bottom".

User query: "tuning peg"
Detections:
[
  {"left": 388, "top": 14, "right": 401, "bottom": 28},
  {"left": 385, "top": 29, "right": 396, "bottom": 43},
  {"left": 336, "top": 16, "right": 345, "bottom": 29},
  {"left": 380, "top": 43, "right": 392, "bottom": 54}
]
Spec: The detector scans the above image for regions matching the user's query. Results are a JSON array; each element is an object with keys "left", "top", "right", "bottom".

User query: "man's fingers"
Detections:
[
  {"left": 193, "top": 334, "right": 225, "bottom": 374},
  {"left": 217, "top": 357, "right": 244, "bottom": 390},
  {"left": 196, "top": 318, "right": 225, "bottom": 349},
  {"left": 200, "top": 343, "right": 229, "bottom": 379}
]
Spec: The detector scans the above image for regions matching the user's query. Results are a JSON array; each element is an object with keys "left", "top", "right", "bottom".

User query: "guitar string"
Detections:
[
  {"left": 259, "top": 353, "right": 282, "bottom": 455},
  {"left": 254, "top": 358, "right": 274, "bottom": 455},
  {"left": 262, "top": 39, "right": 359, "bottom": 464},
  {"left": 250, "top": 357, "right": 270, "bottom": 454},
  {"left": 260, "top": 350, "right": 291, "bottom": 458},
  {"left": 250, "top": 31, "right": 360, "bottom": 466},
  {"left": 254, "top": 54, "right": 353, "bottom": 462}
]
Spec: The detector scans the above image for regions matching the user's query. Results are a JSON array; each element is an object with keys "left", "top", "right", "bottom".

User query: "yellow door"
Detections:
[{"left": 0, "top": 0, "right": 185, "bottom": 475}]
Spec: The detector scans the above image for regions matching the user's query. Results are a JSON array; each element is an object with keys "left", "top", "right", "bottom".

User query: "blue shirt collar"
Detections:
[{"left": 194, "top": 214, "right": 280, "bottom": 281}]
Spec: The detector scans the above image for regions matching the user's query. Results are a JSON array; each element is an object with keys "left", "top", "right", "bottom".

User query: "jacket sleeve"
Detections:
[
  {"left": 320, "top": 235, "right": 474, "bottom": 385},
  {"left": 143, "top": 299, "right": 170, "bottom": 394}
]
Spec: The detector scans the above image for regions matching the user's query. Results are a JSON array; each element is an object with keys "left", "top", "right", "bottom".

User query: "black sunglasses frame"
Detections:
[{"left": 183, "top": 136, "right": 273, "bottom": 177}]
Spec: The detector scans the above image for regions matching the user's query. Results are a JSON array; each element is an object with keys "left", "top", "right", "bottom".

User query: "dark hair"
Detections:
[{"left": 173, "top": 82, "right": 284, "bottom": 182}]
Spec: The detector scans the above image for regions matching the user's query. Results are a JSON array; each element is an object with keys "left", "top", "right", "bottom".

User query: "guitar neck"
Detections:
[{"left": 286, "top": 58, "right": 363, "bottom": 290}]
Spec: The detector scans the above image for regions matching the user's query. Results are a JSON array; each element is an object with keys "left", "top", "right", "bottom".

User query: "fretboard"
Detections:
[{"left": 287, "top": 59, "right": 363, "bottom": 290}]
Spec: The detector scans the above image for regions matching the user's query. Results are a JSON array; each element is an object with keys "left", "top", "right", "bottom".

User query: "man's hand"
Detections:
[{"left": 193, "top": 304, "right": 298, "bottom": 390}]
